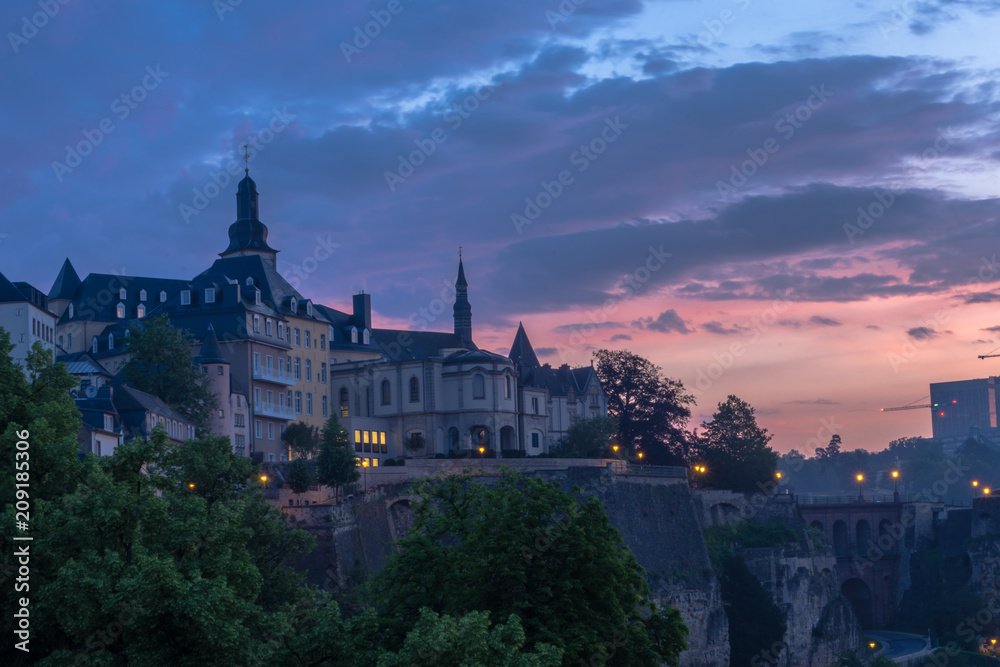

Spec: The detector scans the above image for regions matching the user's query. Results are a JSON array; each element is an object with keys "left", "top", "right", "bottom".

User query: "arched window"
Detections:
[
  {"left": 159, "top": 291, "right": 166, "bottom": 302},
  {"left": 92, "top": 337, "right": 98, "bottom": 354},
  {"left": 381, "top": 379, "right": 391, "bottom": 405},
  {"left": 473, "top": 374, "right": 485, "bottom": 399},
  {"left": 363, "top": 329, "right": 370, "bottom": 345},
  {"left": 68, "top": 304, "right": 74, "bottom": 318},
  {"left": 504, "top": 375, "right": 511, "bottom": 399},
  {"left": 246, "top": 277, "right": 254, "bottom": 286},
  {"left": 290, "top": 298, "right": 297, "bottom": 314},
  {"left": 340, "top": 387, "right": 349, "bottom": 417},
  {"left": 108, "top": 333, "right": 114, "bottom": 350},
  {"left": 137, "top": 304, "right": 145, "bottom": 318},
  {"left": 116, "top": 303, "right": 125, "bottom": 319},
  {"left": 119, "top": 288, "right": 126, "bottom": 300},
  {"left": 448, "top": 427, "right": 459, "bottom": 451},
  {"left": 409, "top": 376, "right": 419, "bottom": 402},
  {"left": 139, "top": 289, "right": 147, "bottom": 302},
  {"left": 350, "top": 327, "right": 358, "bottom": 344}
]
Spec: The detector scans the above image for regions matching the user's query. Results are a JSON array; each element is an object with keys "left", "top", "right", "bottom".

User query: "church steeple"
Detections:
[
  {"left": 453, "top": 253, "right": 472, "bottom": 343},
  {"left": 220, "top": 167, "right": 279, "bottom": 269}
]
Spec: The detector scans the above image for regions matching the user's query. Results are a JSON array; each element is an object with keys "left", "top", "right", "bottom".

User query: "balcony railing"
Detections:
[
  {"left": 252, "top": 367, "right": 296, "bottom": 386},
  {"left": 256, "top": 403, "right": 294, "bottom": 420}
]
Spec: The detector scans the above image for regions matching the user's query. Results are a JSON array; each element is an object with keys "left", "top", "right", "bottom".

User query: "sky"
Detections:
[{"left": 3, "top": 0, "right": 1000, "bottom": 454}]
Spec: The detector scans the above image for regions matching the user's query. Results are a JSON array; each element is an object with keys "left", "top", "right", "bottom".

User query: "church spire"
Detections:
[
  {"left": 220, "top": 165, "right": 279, "bottom": 269},
  {"left": 453, "top": 254, "right": 472, "bottom": 343}
]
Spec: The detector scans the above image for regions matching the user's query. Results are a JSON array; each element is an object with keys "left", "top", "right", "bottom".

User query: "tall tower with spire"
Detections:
[
  {"left": 453, "top": 252, "right": 472, "bottom": 343},
  {"left": 220, "top": 167, "right": 279, "bottom": 269}
]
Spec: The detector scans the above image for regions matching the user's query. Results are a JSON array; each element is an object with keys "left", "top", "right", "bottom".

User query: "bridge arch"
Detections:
[
  {"left": 841, "top": 578, "right": 874, "bottom": 629},
  {"left": 856, "top": 519, "right": 872, "bottom": 556},
  {"left": 810, "top": 520, "right": 824, "bottom": 533},
  {"left": 833, "top": 520, "right": 849, "bottom": 557}
]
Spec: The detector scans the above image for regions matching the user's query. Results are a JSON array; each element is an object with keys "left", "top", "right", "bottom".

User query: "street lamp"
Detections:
[
  {"left": 856, "top": 474, "right": 864, "bottom": 501},
  {"left": 260, "top": 474, "right": 268, "bottom": 484},
  {"left": 985, "top": 487, "right": 992, "bottom": 496},
  {"left": 973, "top": 480, "right": 979, "bottom": 488},
  {"left": 479, "top": 446, "right": 485, "bottom": 470},
  {"left": 361, "top": 458, "right": 369, "bottom": 493},
  {"left": 637, "top": 451, "right": 643, "bottom": 466},
  {"left": 188, "top": 482, "right": 195, "bottom": 489},
  {"left": 892, "top": 470, "right": 900, "bottom": 501}
]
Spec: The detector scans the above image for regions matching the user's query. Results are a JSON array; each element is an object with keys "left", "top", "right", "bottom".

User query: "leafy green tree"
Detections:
[
  {"left": 593, "top": 349, "right": 694, "bottom": 464},
  {"left": 816, "top": 434, "right": 841, "bottom": 459},
  {"left": 376, "top": 608, "right": 563, "bottom": 667},
  {"left": 123, "top": 315, "right": 217, "bottom": 435},
  {"left": 376, "top": 472, "right": 688, "bottom": 665},
  {"left": 288, "top": 458, "right": 313, "bottom": 496},
  {"left": 316, "top": 413, "right": 359, "bottom": 498},
  {"left": 555, "top": 415, "right": 617, "bottom": 458},
  {"left": 692, "top": 395, "right": 778, "bottom": 493},
  {"left": 283, "top": 421, "right": 319, "bottom": 459}
]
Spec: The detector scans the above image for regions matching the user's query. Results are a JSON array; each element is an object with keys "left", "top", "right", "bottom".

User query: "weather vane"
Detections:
[{"left": 243, "top": 143, "right": 249, "bottom": 174}]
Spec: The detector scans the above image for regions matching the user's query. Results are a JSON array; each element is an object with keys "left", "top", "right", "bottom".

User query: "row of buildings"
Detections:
[{"left": 0, "top": 171, "right": 607, "bottom": 464}]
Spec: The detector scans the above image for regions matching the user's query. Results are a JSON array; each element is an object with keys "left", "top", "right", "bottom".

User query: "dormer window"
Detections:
[
  {"left": 139, "top": 290, "right": 147, "bottom": 302},
  {"left": 362, "top": 329, "right": 370, "bottom": 345},
  {"left": 255, "top": 289, "right": 261, "bottom": 306},
  {"left": 137, "top": 304, "right": 145, "bottom": 318},
  {"left": 119, "top": 288, "right": 126, "bottom": 300},
  {"left": 180, "top": 290, "right": 191, "bottom": 305},
  {"left": 116, "top": 303, "right": 125, "bottom": 318},
  {"left": 306, "top": 302, "right": 313, "bottom": 317},
  {"left": 246, "top": 277, "right": 254, "bottom": 286},
  {"left": 350, "top": 327, "right": 358, "bottom": 344},
  {"left": 92, "top": 337, "right": 98, "bottom": 354},
  {"left": 205, "top": 288, "right": 216, "bottom": 304},
  {"left": 68, "top": 304, "right": 74, "bottom": 318},
  {"left": 290, "top": 298, "right": 297, "bottom": 314},
  {"left": 159, "top": 291, "right": 167, "bottom": 302},
  {"left": 108, "top": 333, "right": 114, "bottom": 350}
]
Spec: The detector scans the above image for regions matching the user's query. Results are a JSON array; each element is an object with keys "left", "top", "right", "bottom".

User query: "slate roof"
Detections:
[
  {"left": 372, "top": 328, "right": 477, "bottom": 362},
  {"left": 49, "top": 258, "right": 82, "bottom": 300},
  {"left": 57, "top": 351, "right": 113, "bottom": 377},
  {"left": 443, "top": 349, "right": 509, "bottom": 366},
  {"left": 508, "top": 322, "right": 540, "bottom": 368},
  {"left": 520, "top": 363, "right": 600, "bottom": 398},
  {"left": 57, "top": 273, "right": 190, "bottom": 324},
  {"left": 111, "top": 381, "right": 189, "bottom": 423},
  {"left": 197, "top": 324, "right": 227, "bottom": 364},
  {"left": 0, "top": 270, "right": 27, "bottom": 303}
]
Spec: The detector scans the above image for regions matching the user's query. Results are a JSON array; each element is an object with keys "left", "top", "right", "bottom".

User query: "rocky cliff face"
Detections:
[
  {"left": 741, "top": 549, "right": 860, "bottom": 667},
  {"left": 284, "top": 470, "right": 862, "bottom": 666}
]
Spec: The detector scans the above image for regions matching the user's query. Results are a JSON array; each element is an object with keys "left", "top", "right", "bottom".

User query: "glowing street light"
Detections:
[
  {"left": 985, "top": 487, "right": 992, "bottom": 496},
  {"left": 479, "top": 446, "right": 486, "bottom": 470},
  {"left": 974, "top": 480, "right": 979, "bottom": 488},
  {"left": 188, "top": 482, "right": 195, "bottom": 489},
  {"left": 260, "top": 475, "right": 268, "bottom": 483},
  {"left": 637, "top": 451, "right": 644, "bottom": 466},
  {"left": 856, "top": 474, "right": 864, "bottom": 501},
  {"left": 891, "top": 470, "right": 900, "bottom": 498}
]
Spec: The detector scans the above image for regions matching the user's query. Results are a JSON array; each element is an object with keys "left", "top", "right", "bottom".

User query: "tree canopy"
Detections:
[
  {"left": 692, "top": 395, "right": 778, "bottom": 493},
  {"left": 555, "top": 415, "right": 617, "bottom": 458},
  {"left": 375, "top": 472, "right": 688, "bottom": 665},
  {"left": 283, "top": 421, "right": 320, "bottom": 459},
  {"left": 315, "top": 413, "right": 359, "bottom": 496},
  {"left": 122, "top": 315, "right": 217, "bottom": 435},
  {"left": 287, "top": 458, "right": 313, "bottom": 495},
  {"left": 593, "top": 349, "right": 694, "bottom": 464}
]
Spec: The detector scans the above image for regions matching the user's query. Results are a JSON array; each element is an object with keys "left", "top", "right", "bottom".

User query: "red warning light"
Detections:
[
  {"left": 952, "top": 400, "right": 957, "bottom": 404},
  {"left": 939, "top": 411, "right": 945, "bottom": 417}
]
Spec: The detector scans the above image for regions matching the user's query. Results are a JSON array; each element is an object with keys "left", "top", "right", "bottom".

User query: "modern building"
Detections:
[{"left": 929, "top": 377, "right": 1000, "bottom": 454}]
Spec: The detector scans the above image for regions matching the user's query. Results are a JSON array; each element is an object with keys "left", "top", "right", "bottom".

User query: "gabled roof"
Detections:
[
  {"left": 508, "top": 322, "right": 540, "bottom": 368},
  {"left": 111, "top": 381, "right": 189, "bottom": 424},
  {"left": 0, "top": 270, "right": 28, "bottom": 303},
  {"left": 49, "top": 258, "right": 82, "bottom": 300},
  {"left": 57, "top": 351, "right": 113, "bottom": 377}
]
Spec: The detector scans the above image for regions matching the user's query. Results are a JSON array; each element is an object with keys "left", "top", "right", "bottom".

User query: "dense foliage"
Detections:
[
  {"left": 121, "top": 315, "right": 218, "bottom": 435},
  {"left": 593, "top": 349, "right": 694, "bottom": 464},
  {"left": 692, "top": 395, "right": 778, "bottom": 493},
  {"left": 282, "top": 421, "right": 320, "bottom": 459},
  {"left": 376, "top": 472, "right": 689, "bottom": 666},
  {"left": 315, "top": 413, "right": 359, "bottom": 496}
]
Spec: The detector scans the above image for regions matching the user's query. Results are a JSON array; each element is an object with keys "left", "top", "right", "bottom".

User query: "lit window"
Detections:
[
  {"left": 341, "top": 388, "right": 350, "bottom": 417},
  {"left": 350, "top": 327, "right": 357, "bottom": 344},
  {"left": 380, "top": 431, "right": 387, "bottom": 453},
  {"left": 116, "top": 303, "right": 125, "bottom": 318},
  {"left": 137, "top": 304, "right": 145, "bottom": 318},
  {"left": 473, "top": 374, "right": 485, "bottom": 399},
  {"left": 180, "top": 290, "right": 191, "bottom": 305},
  {"left": 354, "top": 430, "right": 362, "bottom": 452},
  {"left": 363, "top": 329, "right": 370, "bottom": 345},
  {"left": 205, "top": 288, "right": 215, "bottom": 304},
  {"left": 139, "top": 290, "right": 147, "bottom": 301},
  {"left": 371, "top": 458, "right": 379, "bottom": 467}
]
